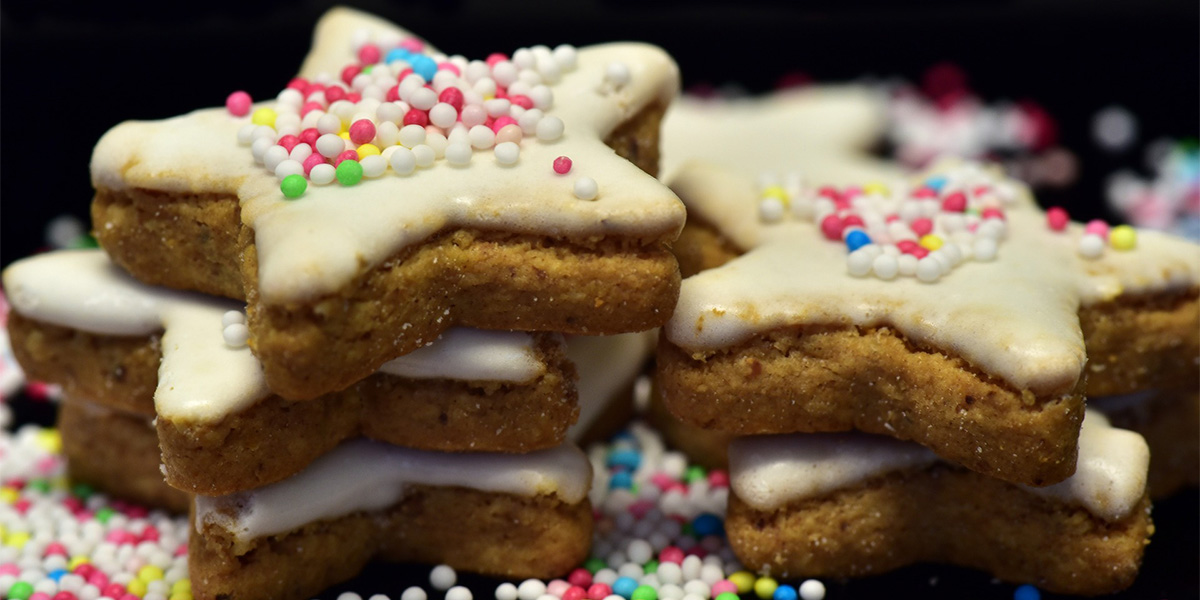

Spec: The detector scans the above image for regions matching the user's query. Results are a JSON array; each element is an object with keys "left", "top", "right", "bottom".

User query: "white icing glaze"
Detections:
[
  {"left": 2, "top": 250, "right": 549, "bottom": 423},
  {"left": 194, "top": 439, "right": 590, "bottom": 541},
  {"left": 666, "top": 162, "right": 1200, "bottom": 394},
  {"left": 90, "top": 7, "right": 684, "bottom": 304},
  {"left": 729, "top": 410, "right": 1148, "bottom": 521},
  {"left": 661, "top": 87, "right": 902, "bottom": 185},
  {"left": 565, "top": 332, "right": 655, "bottom": 442}
]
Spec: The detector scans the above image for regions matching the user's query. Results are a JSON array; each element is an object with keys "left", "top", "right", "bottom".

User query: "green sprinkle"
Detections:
[
  {"left": 685, "top": 465, "right": 707, "bottom": 483},
  {"left": 584, "top": 557, "right": 607, "bottom": 574},
  {"left": 96, "top": 507, "right": 116, "bottom": 524},
  {"left": 336, "top": 159, "right": 364, "bottom": 186},
  {"left": 642, "top": 559, "right": 659, "bottom": 574},
  {"left": 69, "top": 234, "right": 99, "bottom": 249},
  {"left": 28, "top": 479, "right": 50, "bottom": 494},
  {"left": 7, "top": 581, "right": 34, "bottom": 600},
  {"left": 716, "top": 593, "right": 739, "bottom": 600},
  {"left": 72, "top": 483, "right": 94, "bottom": 499},
  {"left": 631, "top": 585, "right": 658, "bottom": 600},
  {"left": 281, "top": 174, "right": 308, "bottom": 199}
]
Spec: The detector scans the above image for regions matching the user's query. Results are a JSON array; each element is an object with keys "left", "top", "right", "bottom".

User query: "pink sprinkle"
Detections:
[
  {"left": 817, "top": 186, "right": 840, "bottom": 201},
  {"left": 494, "top": 86, "right": 508, "bottom": 100},
  {"left": 911, "top": 246, "right": 930, "bottom": 259},
  {"left": 53, "top": 593, "right": 79, "bottom": 600},
  {"left": 119, "top": 595, "right": 140, "bottom": 600},
  {"left": 897, "top": 240, "right": 920, "bottom": 254},
  {"left": 842, "top": 186, "right": 863, "bottom": 199},
  {"left": 87, "top": 572, "right": 109, "bottom": 587},
  {"left": 325, "top": 86, "right": 347, "bottom": 103},
  {"left": 225, "top": 91, "right": 252, "bottom": 117},
  {"left": 627, "top": 500, "right": 655, "bottom": 519},
  {"left": 334, "top": 150, "right": 359, "bottom": 167},
  {"left": 553, "top": 156, "right": 573, "bottom": 175},
  {"left": 486, "top": 52, "right": 508, "bottom": 66},
  {"left": 28, "top": 593, "right": 50, "bottom": 600},
  {"left": 13, "top": 499, "right": 29, "bottom": 515},
  {"left": 712, "top": 581, "right": 738, "bottom": 596},
  {"left": 341, "top": 65, "right": 363, "bottom": 86},
  {"left": 0, "top": 563, "right": 19, "bottom": 576},
  {"left": 941, "top": 192, "right": 967, "bottom": 212},
  {"left": 509, "top": 94, "right": 534, "bottom": 110},
  {"left": 912, "top": 187, "right": 938, "bottom": 199},
  {"left": 665, "top": 482, "right": 688, "bottom": 495},
  {"left": 438, "top": 62, "right": 461, "bottom": 76},
  {"left": 820, "top": 214, "right": 844, "bottom": 241},
  {"left": 386, "top": 85, "right": 401, "bottom": 102},
  {"left": 73, "top": 563, "right": 96, "bottom": 578},
  {"left": 286, "top": 77, "right": 309, "bottom": 91},
  {"left": 562, "top": 586, "right": 586, "bottom": 600},
  {"left": 438, "top": 87, "right": 464, "bottom": 112},
  {"left": 300, "top": 101, "right": 325, "bottom": 118},
  {"left": 973, "top": 185, "right": 992, "bottom": 197},
  {"left": 1046, "top": 207, "right": 1070, "bottom": 231},
  {"left": 101, "top": 584, "right": 125, "bottom": 599},
  {"left": 358, "top": 43, "right": 381, "bottom": 65},
  {"left": 885, "top": 214, "right": 901, "bottom": 223},
  {"left": 349, "top": 120, "right": 377, "bottom": 145},
  {"left": 567, "top": 568, "right": 593, "bottom": 588},
  {"left": 1085, "top": 219, "right": 1109, "bottom": 237},
  {"left": 300, "top": 128, "right": 321, "bottom": 148},
  {"left": 911, "top": 218, "right": 934, "bottom": 237},
  {"left": 302, "top": 154, "right": 325, "bottom": 175},
  {"left": 981, "top": 207, "right": 1005, "bottom": 220},
  {"left": 842, "top": 214, "right": 865, "bottom": 229},
  {"left": 400, "top": 38, "right": 425, "bottom": 52},
  {"left": 587, "top": 584, "right": 612, "bottom": 600},
  {"left": 658, "top": 546, "right": 685, "bottom": 564},
  {"left": 277, "top": 135, "right": 301, "bottom": 153},
  {"left": 708, "top": 470, "right": 730, "bottom": 488},
  {"left": 303, "top": 83, "right": 327, "bottom": 98},
  {"left": 396, "top": 68, "right": 414, "bottom": 82},
  {"left": 140, "top": 526, "right": 160, "bottom": 542},
  {"left": 175, "top": 544, "right": 189, "bottom": 557},
  {"left": 491, "top": 116, "right": 517, "bottom": 133},
  {"left": 43, "top": 542, "right": 68, "bottom": 557},
  {"left": 347, "top": 92, "right": 361, "bottom": 103},
  {"left": 650, "top": 473, "right": 675, "bottom": 490},
  {"left": 547, "top": 579, "right": 571, "bottom": 598},
  {"left": 404, "top": 109, "right": 430, "bottom": 127}
]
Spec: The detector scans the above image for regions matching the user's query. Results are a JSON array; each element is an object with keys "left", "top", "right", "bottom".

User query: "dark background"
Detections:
[{"left": 1, "top": 1, "right": 1197, "bottom": 599}]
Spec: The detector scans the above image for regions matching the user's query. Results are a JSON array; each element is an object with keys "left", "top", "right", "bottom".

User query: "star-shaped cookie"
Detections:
[{"left": 90, "top": 7, "right": 685, "bottom": 400}]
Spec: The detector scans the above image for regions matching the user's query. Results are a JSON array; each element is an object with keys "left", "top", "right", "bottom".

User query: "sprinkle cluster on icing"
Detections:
[
  {"left": 755, "top": 164, "right": 1018, "bottom": 282},
  {"left": 1, "top": 250, "right": 548, "bottom": 423},
  {"left": 667, "top": 160, "right": 1200, "bottom": 394},
  {"left": 194, "top": 439, "right": 591, "bottom": 542},
  {"left": 90, "top": 7, "right": 684, "bottom": 305},
  {"left": 728, "top": 410, "right": 1148, "bottom": 522}
]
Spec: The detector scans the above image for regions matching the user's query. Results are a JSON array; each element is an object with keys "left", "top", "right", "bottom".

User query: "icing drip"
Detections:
[
  {"left": 194, "top": 439, "right": 591, "bottom": 541},
  {"left": 729, "top": 410, "right": 1148, "bottom": 522}
]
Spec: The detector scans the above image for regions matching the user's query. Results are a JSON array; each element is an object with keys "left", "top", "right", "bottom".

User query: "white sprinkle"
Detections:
[
  {"left": 429, "top": 564, "right": 457, "bottom": 590},
  {"left": 529, "top": 85, "right": 554, "bottom": 110},
  {"left": 337, "top": 593, "right": 364, "bottom": 600},
  {"left": 468, "top": 125, "right": 496, "bottom": 149},
  {"left": 798, "top": 579, "right": 826, "bottom": 600},
  {"left": 553, "top": 44, "right": 578, "bottom": 70},
  {"left": 759, "top": 197, "right": 785, "bottom": 223},
  {"left": 445, "top": 143, "right": 473, "bottom": 166},
  {"left": 310, "top": 163, "right": 336, "bottom": 185},
  {"left": 412, "top": 145, "right": 436, "bottom": 168},
  {"left": 222, "top": 323, "right": 249, "bottom": 348},
  {"left": 517, "top": 579, "right": 546, "bottom": 600},
  {"left": 429, "top": 102, "right": 458, "bottom": 129},
  {"left": 574, "top": 176, "right": 599, "bottom": 200},
  {"left": 494, "top": 142, "right": 520, "bottom": 166},
  {"left": 289, "top": 143, "right": 313, "bottom": 163},
  {"left": 316, "top": 133, "right": 346, "bottom": 159},
  {"left": 409, "top": 87, "right": 438, "bottom": 111},
  {"left": 495, "top": 583, "right": 519, "bottom": 600},
  {"left": 537, "top": 115, "right": 565, "bottom": 141},
  {"left": 390, "top": 147, "right": 417, "bottom": 175},
  {"left": 426, "top": 132, "right": 450, "bottom": 158},
  {"left": 274, "top": 159, "right": 304, "bottom": 180},
  {"left": 492, "top": 61, "right": 519, "bottom": 87},
  {"left": 250, "top": 137, "right": 274, "bottom": 164},
  {"left": 316, "top": 113, "right": 342, "bottom": 135},
  {"left": 605, "top": 62, "right": 631, "bottom": 88},
  {"left": 375, "top": 120, "right": 400, "bottom": 147},
  {"left": 847, "top": 248, "right": 874, "bottom": 277},
  {"left": 916, "top": 257, "right": 942, "bottom": 282},
  {"left": 872, "top": 253, "right": 899, "bottom": 280},
  {"left": 973, "top": 237, "right": 998, "bottom": 261},
  {"left": 1079, "top": 233, "right": 1106, "bottom": 259},
  {"left": 446, "top": 586, "right": 473, "bottom": 600},
  {"left": 401, "top": 587, "right": 428, "bottom": 600},
  {"left": 236, "top": 123, "right": 257, "bottom": 146},
  {"left": 360, "top": 154, "right": 387, "bottom": 178},
  {"left": 399, "top": 124, "right": 427, "bottom": 148}
]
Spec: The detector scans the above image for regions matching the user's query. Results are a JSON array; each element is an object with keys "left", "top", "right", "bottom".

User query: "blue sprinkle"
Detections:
[
  {"left": 613, "top": 576, "right": 639, "bottom": 599},
  {"left": 48, "top": 568, "right": 67, "bottom": 582},
  {"left": 772, "top": 585, "right": 798, "bottom": 600},
  {"left": 609, "top": 471, "right": 634, "bottom": 490},
  {"left": 845, "top": 230, "right": 872, "bottom": 252},
  {"left": 607, "top": 448, "right": 642, "bottom": 470},
  {"left": 409, "top": 54, "right": 438, "bottom": 81},
  {"left": 1013, "top": 584, "right": 1040, "bottom": 600},
  {"left": 692, "top": 512, "right": 724, "bottom": 537},
  {"left": 386, "top": 48, "right": 412, "bottom": 64},
  {"left": 924, "top": 175, "right": 948, "bottom": 192}
]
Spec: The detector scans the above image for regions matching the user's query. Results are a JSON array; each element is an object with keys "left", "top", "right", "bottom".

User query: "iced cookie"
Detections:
[
  {"left": 5, "top": 250, "right": 581, "bottom": 495},
  {"left": 56, "top": 395, "right": 190, "bottom": 513},
  {"left": 1092, "top": 388, "right": 1200, "bottom": 498},
  {"left": 190, "top": 440, "right": 592, "bottom": 600},
  {"left": 660, "top": 160, "right": 1199, "bottom": 486},
  {"left": 90, "top": 7, "right": 685, "bottom": 401},
  {"left": 725, "top": 410, "right": 1153, "bottom": 595}
]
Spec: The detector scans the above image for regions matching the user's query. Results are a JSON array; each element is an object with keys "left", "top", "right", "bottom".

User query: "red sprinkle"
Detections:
[
  {"left": 346, "top": 92, "right": 362, "bottom": 103},
  {"left": 562, "top": 587, "right": 586, "bottom": 600},
  {"left": 302, "top": 83, "right": 326, "bottom": 98},
  {"left": 299, "top": 128, "right": 321, "bottom": 148},
  {"left": 897, "top": 240, "right": 920, "bottom": 254},
  {"left": 981, "top": 207, "right": 1005, "bottom": 220},
  {"left": 1046, "top": 207, "right": 1069, "bottom": 231},
  {"left": 325, "top": 86, "right": 347, "bottom": 103},
  {"left": 396, "top": 68, "right": 414, "bottom": 82},
  {"left": 286, "top": 77, "right": 309, "bottom": 91},
  {"left": 403, "top": 109, "right": 429, "bottom": 127},
  {"left": 341, "top": 65, "right": 362, "bottom": 86},
  {"left": 102, "top": 584, "right": 125, "bottom": 598},
  {"left": 386, "top": 85, "right": 401, "bottom": 102},
  {"left": 486, "top": 52, "right": 508, "bottom": 66},
  {"left": 708, "top": 470, "right": 730, "bottom": 488},
  {"left": 302, "top": 154, "right": 325, "bottom": 175},
  {"left": 349, "top": 120, "right": 376, "bottom": 145},
  {"left": 553, "top": 156, "right": 573, "bottom": 174},
  {"left": 912, "top": 187, "right": 938, "bottom": 199},
  {"left": 438, "top": 62, "right": 461, "bottom": 76},
  {"left": 509, "top": 94, "right": 534, "bottom": 110},
  {"left": 277, "top": 135, "right": 300, "bottom": 153},
  {"left": 820, "top": 214, "right": 844, "bottom": 241},
  {"left": 658, "top": 546, "right": 685, "bottom": 564},
  {"left": 52, "top": 592, "right": 79, "bottom": 600},
  {"left": 568, "top": 568, "right": 593, "bottom": 588},
  {"left": 300, "top": 101, "right": 324, "bottom": 118},
  {"left": 73, "top": 563, "right": 96, "bottom": 578},
  {"left": 941, "top": 192, "right": 967, "bottom": 212},
  {"left": 842, "top": 215, "right": 865, "bottom": 229},
  {"left": 44, "top": 542, "right": 68, "bottom": 557},
  {"left": 334, "top": 150, "right": 359, "bottom": 167},
  {"left": 358, "top": 44, "right": 381, "bottom": 65},
  {"left": 491, "top": 116, "right": 517, "bottom": 133},
  {"left": 911, "top": 218, "right": 934, "bottom": 237},
  {"left": 587, "top": 584, "right": 612, "bottom": 600},
  {"left": 438, "top": 87, "right": 465, "bottom": 112}
]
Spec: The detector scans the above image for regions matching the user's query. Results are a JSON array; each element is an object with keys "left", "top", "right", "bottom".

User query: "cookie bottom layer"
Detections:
[
  {"left": 57, "top": 397, "right": 189, "bottom": 513},
  {"left": 191, "top": 487, "right": 592, "bottom": 600},
  {"left": 657, "top": 328, "right": 1084, "bottom": 487},
  {"left": 727, "top": 465, "right": 1152, "bottom": 595}
]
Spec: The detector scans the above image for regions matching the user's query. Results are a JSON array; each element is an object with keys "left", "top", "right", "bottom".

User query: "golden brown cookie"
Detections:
[{"left": 89, "top": 7, "right": 685, "bottom": 401}]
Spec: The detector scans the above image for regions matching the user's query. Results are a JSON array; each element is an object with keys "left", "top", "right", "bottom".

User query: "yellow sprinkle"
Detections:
[
  {"left": 250, "top": 107, "right": 277, "bottom": 128},
  {"left": 356, "top": 144, "right": 381, "bottom": 159},
  {"left": 762, "top": 185, "right": 789, "bottom": 205},
  {"left": 35, "top": 429, "right": 61, "bottom": 453},
  {"left": 69, "top": 556, "right": 91, "bottom": 570},
  {"left": 0, "top": 488, "right": 18, "bottom": 504},
  {"left": 127, "top": 578, "right": 148, "bottom": 597},
  {"left": 863, "top": 182, "right": 889, "bottom": 196},
  {"left": 339, "top": 131, "right": 352, "bottom": 141},
  {"left": 138, "top": 564, "right": 165, "bottom": 582},
  {"left": 169, "top": 594, "right": 193, "bottom": 600},
  {"left": 919, "top": 234, "right": 944, "bottom": 251},
  {"left": 1110, "top": 225, "right": 1137, "bottom": 250},
  {"left": 753, "top": 577, "right": 778, "bottom": 600},
  {"left": 729, "top": 571, "right": 755, "bottom": 594},
  {"left": 172, "top": 580, "right": 192, "bottom": 594},
  {"left": 52, "top": 475, "right": 71, "bottom": 491},
  {"left": 5, "top": 531, "right": 30, "bottom": 548}
]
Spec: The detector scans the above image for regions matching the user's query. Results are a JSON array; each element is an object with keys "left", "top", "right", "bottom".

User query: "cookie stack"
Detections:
[
  {"left": 5, "top": 8, "right": 683, "bottom": 599},
  {"left": 656, "top": 158, "right": 1199, "bottom": 593}
]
